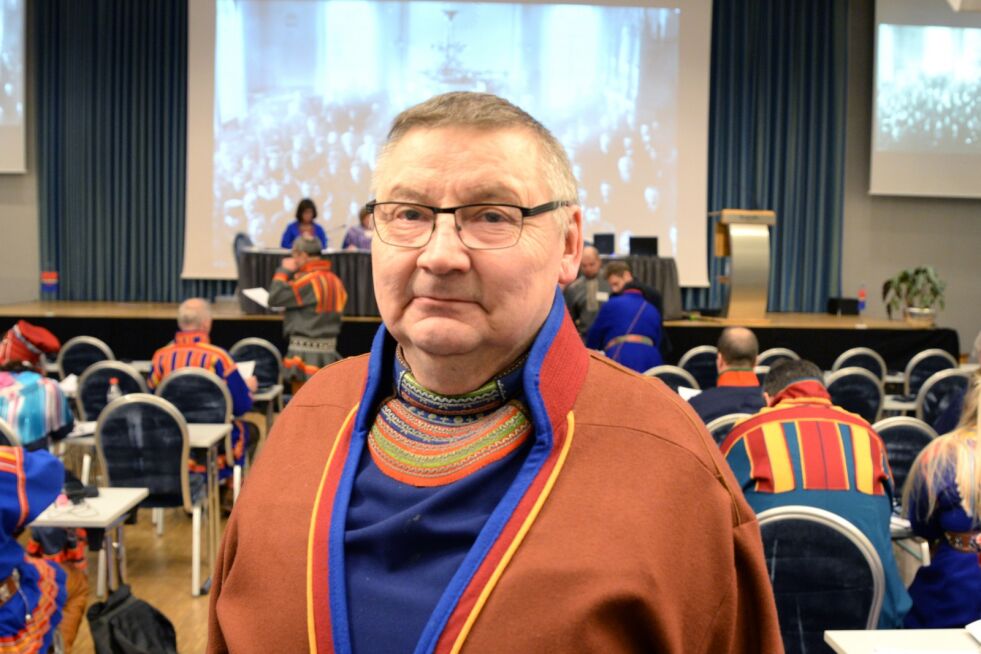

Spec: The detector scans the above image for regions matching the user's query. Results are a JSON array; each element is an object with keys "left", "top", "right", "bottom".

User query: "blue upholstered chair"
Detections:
[
  {"left": 826, "top": 367, "right": 884, "bottom": 424},
  {"left": 832, "top": 347, "right": 887, "bottom": 383},
  {"left": 96, "top": 394, "right": 208, "bottom": 595},
  {"left": 872, "top": 417, "right": 938, "bottom": 495},
  {"left": 678, "top": 345, "right": 718, "bottom": 390},
  {"left": 705, "top": 413, "right": 751, "bottom": 445},
  {"left": 757, "top": 348, "right": 800, "bottom": 369},
  {"left": 56, "top": 335, "right": 114, "bottom": 380},
  {"left": 757, "top": 506, "right": 884, "bottom": 654},
  {"left": 643, "top": 365, "right": 699, "bottom": 393},
  {"left": 230, "top": 337, "right": 283, "bottom": 391},
  {"left": 915, "top": 369, "right": 971, "bottom": 433},
  {"left": 903, "top": 348, "right": 957, "bottom": 398},
  {"left": 76, "top": 361, "right": 148, "bottom": 421},
  {"left": 754, "top": 365, "right": 770, "bottom": 386}
]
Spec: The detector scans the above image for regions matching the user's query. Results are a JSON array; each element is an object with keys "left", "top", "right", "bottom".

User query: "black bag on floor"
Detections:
[{"left": 86, "top": 584, "right": 177, "bottom": 654}]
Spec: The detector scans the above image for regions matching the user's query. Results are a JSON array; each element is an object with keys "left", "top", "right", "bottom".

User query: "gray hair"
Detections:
[
  {"left": 373, "top": 92, "right": 579, "bottom": 204},
  {"left": 178, "top": 298, "right": 211, "bottom": 331}
]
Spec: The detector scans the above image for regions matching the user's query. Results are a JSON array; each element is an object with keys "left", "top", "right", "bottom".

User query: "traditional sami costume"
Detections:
[
  {"left": 148, "top": 331, "right": 253, "bottom": 479},
  {"left": 903, "top": 431, "right": 981, "bottom": 628},
  {"left": 269, "top": 260, "right": 348, "bottom": 383},
  {"left": 209, "top": 290, "right": 782, "bottom": 653},
  {"left": 0, "top": 371, "right": 74, "bottom": 449},
  {"left": 721, "top": 380, "right": 912, "bottom": 627},
  {"left": 688, "top": 369, "right": 765, "bottom": 424},
  {"left": 585, "top": 288, "right": 662, "bottom": 373},
  {"left": 0, "top": 447, "right": 66, "bottom": 653}
]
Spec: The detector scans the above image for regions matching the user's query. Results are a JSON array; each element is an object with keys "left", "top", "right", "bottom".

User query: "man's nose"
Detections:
[{"left": 417, "top": 213, "right": 471, "bottom": 274}]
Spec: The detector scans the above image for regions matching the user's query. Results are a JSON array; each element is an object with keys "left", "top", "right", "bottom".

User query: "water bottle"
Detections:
[
  {"left": 106, "top": 377, "right": 122, "bottom": 404},
  {"left": 858, "top": 284, "right": 867, "bottom": 315}
]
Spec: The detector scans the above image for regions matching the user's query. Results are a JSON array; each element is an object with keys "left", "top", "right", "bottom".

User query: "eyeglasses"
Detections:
[{"left": 365, "top": 200, "right": 574, "bottom": 250}]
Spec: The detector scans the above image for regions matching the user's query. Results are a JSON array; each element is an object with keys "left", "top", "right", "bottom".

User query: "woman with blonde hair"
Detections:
[{"left": 902, "top": 371, "right": 981, "bottom": 627}]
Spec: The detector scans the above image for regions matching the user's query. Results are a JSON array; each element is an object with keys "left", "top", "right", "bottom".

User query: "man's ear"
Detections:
[
  {"left": 558, "top": 207, "right": 583, "bottom": 286},
  {"left": 716, "top": 353, "right": 725, "bottom": 373}
]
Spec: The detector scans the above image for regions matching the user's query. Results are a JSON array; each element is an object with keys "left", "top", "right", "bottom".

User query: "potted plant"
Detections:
[{"left": 881, "top": 266, "right": 946, "bottom": 326}]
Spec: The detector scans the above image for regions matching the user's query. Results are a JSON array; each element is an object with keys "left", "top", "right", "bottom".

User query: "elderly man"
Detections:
[
  {"left": 721, "top": 359, "right": 912, "bottom": 628},
  {"left": 269, "top": 235, "right": 348, "bottom": 391},
  {"left": 209, "top": 92, "right": 780, "bottom": 653},
  {"left": 688, "top": 327, "right": 766, "bottom": 424},
  {"left": 149, "top": 299, "right": 256, "bottom": 481},
  {"left": 562, "top": 245, "right": 609, "bottom": 339}
]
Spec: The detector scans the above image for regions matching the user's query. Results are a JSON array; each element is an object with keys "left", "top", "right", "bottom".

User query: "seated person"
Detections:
[
  {"left": 0, "top": 447, "right": 67, "bottom": 652},
  {"left": 148, "top": 299, "right": 257, "bottom": 481},
  {"left": 688, "top": 327, "right": 766, "bottom": 423},
  {"left": 721, "top": 359, "right": 911, "bottom": 627},
  {"left": 0, "top": 321, "right": 74, "bottom": 450},
  {"left": 563, "top": 245, "right": 610, "bottom": 340},
  {"left": 269, "top": 235, "right": 348, "bottom": 391},
  {"left": 342, "top": 205, "right": 374, "bottom": 251},
  {"left": 280, "top": 197, "right": 328, "bottom": 250},
  {"left": 902, "top": 371, "right": 981, "bottom": 628},
  {"left": 586, "top": 262, "right": 662, "bottom": 373}
]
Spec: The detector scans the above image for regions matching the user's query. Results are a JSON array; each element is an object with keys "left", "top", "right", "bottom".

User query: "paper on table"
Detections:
[
  {"left": 967, "top": 618, "right": 981, "bottom": 644},
  {"left": 68, "top": 421, "right": 96, "bottom": 437},
  {"left": 237, "top": 360, "right": 256, "bottom": 379},
  {"left": 59, "top": 374, "right": 78, "bottom": 396},
  {"left": 678, "top": 386, "right": 701, "bottom": 401},
  {"left": 873, "top": 650, "right": 977, "bottom": 654},
  {"left": 242, "top": 288, "right": 284, "bottom": 312}
]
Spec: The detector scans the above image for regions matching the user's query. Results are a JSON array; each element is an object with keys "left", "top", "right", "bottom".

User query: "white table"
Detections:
[
  {"left": 32, "top": 487, "right": 149, "bottom": 599},
  {"left": 825, "top": 629, "right": 980, "bottom": 653}
]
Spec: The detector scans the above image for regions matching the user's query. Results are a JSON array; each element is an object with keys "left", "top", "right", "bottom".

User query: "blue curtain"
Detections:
[
  {"left": 36, "top": 0, "right": 233, "bottom": 302},
  {"left": 685, "top": 0, "right": 848, "bottom": 313}
]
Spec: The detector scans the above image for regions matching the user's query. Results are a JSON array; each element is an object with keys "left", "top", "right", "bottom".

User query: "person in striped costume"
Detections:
[
  {"left": 269, "top": 235, "right": 348, "bottom": 391},
  {"left": 148, "top": 299, "right": 256, "bottom": 481},
  {"left": 721, "top": 358, "right": 912, "bottom": 628}
]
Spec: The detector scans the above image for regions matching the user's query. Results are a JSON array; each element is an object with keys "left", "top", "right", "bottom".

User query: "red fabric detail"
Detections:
[
  {"left": 537, "top": 312, "right": 590, "bottom": 434},
  {"left": 174, "top": 330, "right": 210, "bottom": 345},
  {"left": 743, "top": 427, "right": 774, "bottom": 493},
  {"left": 869, "top": 435, "right": 887, "bottom": 495},
  {"left": 771, "top": 380, "right": 830, "bottom": 404},
  {"left": 300, "top": 260, "right": 333, "bottom": 274},
  {"left": 0, "top": 321, "right": 60, "bottom": 366},
  {"left": 798, "top": 421, "right": 848, "bottom": 491},
  {"left": 717, "top": 370, "right": 759, "bottom": 387}
]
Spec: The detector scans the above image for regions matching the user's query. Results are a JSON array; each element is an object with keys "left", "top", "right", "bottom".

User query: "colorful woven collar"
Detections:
[{"left": 368, "top": 352, "right": 531, "bottom": 486}]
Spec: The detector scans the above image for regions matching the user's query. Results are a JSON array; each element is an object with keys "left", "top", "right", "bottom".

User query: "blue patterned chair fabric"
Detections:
[
  {"left": 680, "top": 350, "right": 718, "bottom": 390},
  {"left": 78, "top": 364, "right": 146, "bottom": 421},
  {"left": 874, "top": 419, "right": 936, "bottom": 495},
  {"left": 827, "top": 371, "right": 882, "bottom": 424}
]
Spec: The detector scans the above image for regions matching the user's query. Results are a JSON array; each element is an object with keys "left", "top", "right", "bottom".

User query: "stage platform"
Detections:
[{"left": 0, "top": 301, "right": 960, "bottom": 371}]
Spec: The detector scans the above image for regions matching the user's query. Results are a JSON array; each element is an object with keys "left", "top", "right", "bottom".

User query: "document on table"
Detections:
[
  {"left": 678, "top": 386, "right": 701, "bottom": 401},
  {"left": 237, "top": 360, "right": 256, "bottom": 379},
  {"left": 242, "top": 288, "right": 284, "bottom": 312}
]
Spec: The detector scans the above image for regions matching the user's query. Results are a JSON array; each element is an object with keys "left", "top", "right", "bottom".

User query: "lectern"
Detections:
[{"left": 711, "top": 209, "right": 776, "bottom": 320}]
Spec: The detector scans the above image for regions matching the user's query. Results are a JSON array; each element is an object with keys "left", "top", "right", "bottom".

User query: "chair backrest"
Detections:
[
  {"left": 872, "top": 417, "right": 938, "bottom": 494},
  {"left": 233, "top": 232, "right": 254, "bottom": 265},
  {"left": 229, "top": 337, "right": 283, "bottom": 390},
  {"left": 0, "top": 418, "right": 19, "bottom": 446},
  {"left": 678, "top": 345, "right": 718, "bottom": 390},
  {"left": 56, "top": 336, "right": 115, "bottom": 379},
  {"left": 76, "top": 361, "right": 149, "bottom": 421},
  {"left": 754, "top": 365, "right": 770, "bottom": 386},
  {"left": 757, "top": 506, "right": 884, "bottom": 654},
  {"left": 904, "top": 348, "right": 957, "bottom": 397},
  {"left": 96, "top": 394, "right": 192, "bottom": 512},
  {"left": 757, "top": 348, "right": 800, "bottom": 368},
  {"left": 642, "top": 365, "right": 700, "bottom": 393},
  {"left": 705, "top": 413, "right": 751, "bottom": 445},
  {"left": 155, "top": 368, "right": 232, "bottom": 426},
  {"left": 826, "top": 367, "right": 884, "bottom": 424},
  {"left": 915, "top": 369, "right": 971, "bottom": 430},
  {"left": 832, "top": 347, "right": 886, "bottom": 382}
]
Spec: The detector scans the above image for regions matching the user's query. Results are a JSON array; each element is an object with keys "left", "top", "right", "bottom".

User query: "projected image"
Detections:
[
  {"left": 0, "top": 0, "right": 24, "bottom": 126},
  {"left": 213, "top": 1, "right": 679, "bottom": 254},
  {"left": 876, "top": 24, "right": 981, "bottom": 153}
]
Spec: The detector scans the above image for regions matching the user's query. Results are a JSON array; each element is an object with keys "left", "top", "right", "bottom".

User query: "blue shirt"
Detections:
[{"left": 281, "top": 222, "right": 328, "bottom": 249}]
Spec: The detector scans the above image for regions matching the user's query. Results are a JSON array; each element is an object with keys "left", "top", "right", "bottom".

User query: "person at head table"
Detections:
[
  {"left": 342, "top": 205, "right": 374, "bottom": 251},
  {"left": 280, "top": 197, "right": 328, "bottom": 250},
  {"left": 208, "top": 91, "right": 781, "bottom": 653}
]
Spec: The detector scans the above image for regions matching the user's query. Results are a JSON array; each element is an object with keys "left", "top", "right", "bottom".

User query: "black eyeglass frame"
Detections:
[{"left": 365, "top": 199, "right": 575, "bottom": 250}]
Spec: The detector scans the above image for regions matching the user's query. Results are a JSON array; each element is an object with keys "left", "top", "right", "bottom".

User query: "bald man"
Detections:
[
  {"left": 562, "top": 245, "right": 610, "bottom": 339},
  {"left": 688, "top": 327, "right": 766, "bottom": 424}
]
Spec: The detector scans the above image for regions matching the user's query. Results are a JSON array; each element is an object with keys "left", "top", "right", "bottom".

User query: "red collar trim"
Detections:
[
  {"left": 717, "top": 369, "right": 759, "bottom": 387},
  {"left": 174, "top": 330, "right": 210, "bottom": 345},
  {"left": 771, "top": 380, "right": 831, "bottom": 406},
  {"left": 301, "top": 260, "right": 332, "bottom": 274},
  {"left": 622, "top": 288, "right": 643, "bottom": 296}
]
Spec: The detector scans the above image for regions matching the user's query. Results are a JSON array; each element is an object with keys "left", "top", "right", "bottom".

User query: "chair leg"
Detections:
[
  {"left": 81, "top": 454, "right": 92, "bottom": 486},
  {"left": 233, "top": 465, "right": 242, "bottom": 503},
  {"left": 192, "top": 505, "right": 202, "bottom": 597},
  {"left": 96, "top": 547, "right": 107, "bottom": 599},
  {"left": 153, "top": 508, "right": 164, "bottom": 536}
]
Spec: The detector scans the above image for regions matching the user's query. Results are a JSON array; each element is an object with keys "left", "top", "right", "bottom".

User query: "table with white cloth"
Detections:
[{"left": 825, "top": 629, "right": 981, "bottom": 653}]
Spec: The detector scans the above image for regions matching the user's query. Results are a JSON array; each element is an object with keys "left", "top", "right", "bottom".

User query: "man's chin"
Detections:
[{"left": 401, "top": 317, "right": 483, "bottom": 357}]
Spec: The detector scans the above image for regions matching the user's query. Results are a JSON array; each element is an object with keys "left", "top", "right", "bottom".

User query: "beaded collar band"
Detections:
[{"left": 367, "top": 351, "right": 532, "bottom": 487}]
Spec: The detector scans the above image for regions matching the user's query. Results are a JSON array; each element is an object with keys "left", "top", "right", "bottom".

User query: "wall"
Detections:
[
  {"left": 0, "top": 0, "right": 38, "bottom": 304},
  {"left": 842, "top": 0, "right": 981, "bottom": 357}
]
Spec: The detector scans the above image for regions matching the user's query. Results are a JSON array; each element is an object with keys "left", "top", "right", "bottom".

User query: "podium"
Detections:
[{"left": 711, "top": 209, "right": 776, "bottom": 320}]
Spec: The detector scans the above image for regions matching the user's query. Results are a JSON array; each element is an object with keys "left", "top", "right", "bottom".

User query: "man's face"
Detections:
[
  {"left": 371, "top": 126, "right": 582, "bottom": 366},
  {"left": 607, "top": 273, "right": 629, "bottom": 294},
  {"left": 580, "top": 252, "right": 601, "bottom": 279}
]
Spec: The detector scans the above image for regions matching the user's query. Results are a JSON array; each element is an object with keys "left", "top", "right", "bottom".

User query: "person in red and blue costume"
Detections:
[
  {"left": 148, "top": 298, "right": 257, "bottom": 481},
  {"left": 280, "top": 197, "right": 328, "bottom": 250},
  {"left": 689, "top": 327, "right": 766, "bottom": 424},
  {"left": 585, "top": 260, "right": 662, "bottom": 373},
  {"left": 901, "top": 371, "right": 981, "bottom": 628},
  {"left": 721, "top": 359, "right": 912, "bottom": 628},
  {"left": 0, "top": 446, "right": 66, "bottom": 653}
]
